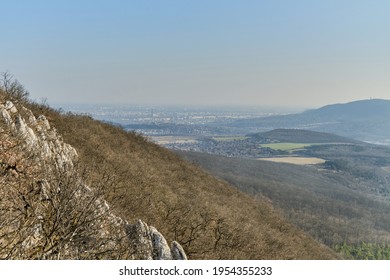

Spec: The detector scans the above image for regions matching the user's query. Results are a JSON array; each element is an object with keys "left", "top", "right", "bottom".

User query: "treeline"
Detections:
[{"left": 334, "top": 242, "right": 390, "bottom": 260}]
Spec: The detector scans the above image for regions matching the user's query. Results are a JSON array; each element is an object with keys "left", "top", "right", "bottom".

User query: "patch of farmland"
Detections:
[{"left": 257, "top": 156, "right": 326, "bottom": 165}]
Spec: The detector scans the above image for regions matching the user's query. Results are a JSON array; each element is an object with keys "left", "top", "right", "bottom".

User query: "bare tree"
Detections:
[
  {"left": 0, "top": 112, "right": 133, "bottom": 259},
  {"left": 0, "top": 158, "right": 134, "bottom": 259},
  {"left": 0, "top": 72, "right": 29, "bottom": 103}
]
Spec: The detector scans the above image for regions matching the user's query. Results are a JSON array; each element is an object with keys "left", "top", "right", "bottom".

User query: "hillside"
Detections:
[
  {"left": 248, "top": 129, "right": 359, "bottom": 143},
  {"left": 0, "top": 80, "right": 340, "bottom": 259},
  {"left": 176, "top": 145, "right": 390, "bottom": 257},
  {"left": 231, "top": 99, "right": 390, "bottom": 144},
  {"left": 0, "top": 95, "right": 188, "bottom": 259},
  {"left": 302, "top": 99, "right": 390, "bottom": 120}
]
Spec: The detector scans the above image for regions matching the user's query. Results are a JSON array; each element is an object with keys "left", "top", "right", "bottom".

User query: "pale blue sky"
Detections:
[{"left": 1, "top": 0, "right": 389, "bottom": 107}]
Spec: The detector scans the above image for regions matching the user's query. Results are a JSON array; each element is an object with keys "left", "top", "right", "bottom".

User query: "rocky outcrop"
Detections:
[
  {"left": 126, "top": 220, "right": 187, "bottom": 260},
  {"left": 0, "top": 101, "right": 186, "bottom": 260}
]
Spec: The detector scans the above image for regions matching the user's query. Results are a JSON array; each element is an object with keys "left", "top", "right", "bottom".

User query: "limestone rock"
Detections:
[
  {"left": 150, "top": 226, "right": 174, "bottom": 260},
  {"left": 126, "top": 220, "right": 187, "bottom": 260},
  {"left": 171, "top": 241, "right": 187, "bottom": 260},
  {"left": 0, "top": 103, "right": 14, "bottom": 126},
  {"left": 0, "top": 100, "right": 187, "bottom": 260},
  {"left": 5, "top": 100, "right": 17, "bottom": 113}
]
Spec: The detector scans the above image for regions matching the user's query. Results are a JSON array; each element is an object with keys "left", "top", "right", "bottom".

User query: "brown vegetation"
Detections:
[
  {"left": 28, "top": 110, "right": 338, "bottom": 259},
  {"left": 1, "top": 76, "right": 340, "bottom": 259},
  {"left": 0, "top": 78, "right": 136, "bottom": 259},
  {"left": 177, "top": 150, "right": 390, "bottom": 250}
]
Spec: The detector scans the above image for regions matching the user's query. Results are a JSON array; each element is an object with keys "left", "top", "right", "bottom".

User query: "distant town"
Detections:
[
  {"left": 55, "top": 104, "right": 295, "bottom": 158},
  {"left": 55, "top": 100, "right": 390, "bottom": 160},
  {"left": 56, "top": 104, "right": 287, "bottom": 127}
]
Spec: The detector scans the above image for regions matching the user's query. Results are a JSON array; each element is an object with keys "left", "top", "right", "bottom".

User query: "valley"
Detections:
[{"left": 104, "top": 100, "right": 390, "bottom": 259}]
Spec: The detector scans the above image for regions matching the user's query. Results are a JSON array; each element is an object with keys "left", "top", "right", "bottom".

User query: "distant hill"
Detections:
[
  {"left": 302, "top": 99, "right": 390, "bottom": 120},
  {"left": 232, "top": 99, "right": 390, "bottom": 144},
  {"left": 248, "top": 128, "right": 359, "bottom": 144}
]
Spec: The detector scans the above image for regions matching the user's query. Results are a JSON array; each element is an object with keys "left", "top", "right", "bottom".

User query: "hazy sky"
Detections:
[{"left": 1, "top": 0, "right": 389, "bottom": 108}]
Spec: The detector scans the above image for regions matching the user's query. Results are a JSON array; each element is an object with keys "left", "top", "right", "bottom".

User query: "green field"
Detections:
[{"left": 260, "top": 142, "right": 319, "bottom": 151}]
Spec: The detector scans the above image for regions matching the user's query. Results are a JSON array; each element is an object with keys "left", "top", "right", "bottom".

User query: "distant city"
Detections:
[
  {"left": 54, "top": 104, "right": 296, "bottom": 158},
  {"left": 54, "top": 99, "right": 390, "bottom": 158},
  {"left": 55, "top": 104, "right": 293, "bottom": 127}
]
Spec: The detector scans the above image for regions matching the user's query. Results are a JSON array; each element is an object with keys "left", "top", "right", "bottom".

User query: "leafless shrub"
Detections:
[
  {"left": 0, "top": 119, "right": 133, "bottom": 259},
  {"left": 0, "top": 72, "right": 29, "bottom": 104}
]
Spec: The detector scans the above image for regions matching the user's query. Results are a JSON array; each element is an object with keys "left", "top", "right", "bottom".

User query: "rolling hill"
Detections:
[
  {"left": 302, "top": 99, "right": 390, "bottom": 120},
  {"left": 248, "top": 128, "right": 360, "bottom": 144},
  {"left": 232, "top": 99, "right": 390, "bottom": 144}
]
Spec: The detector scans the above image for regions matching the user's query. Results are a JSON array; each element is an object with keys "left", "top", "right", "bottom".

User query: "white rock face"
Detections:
[
  {"left": 125, "top": 219, "right": 186, "bottom": 260},
  {"left": 5, "top": 100, "right": 17, "bottom": 113},
  {"left": 1, "top": 101, "right": 78, "bottom": 172},
  {"left": 0, "top": 100, "right": 187, "bottom": 260},
  {"left": 171, "top": 241, "right": 187, "bottom": 260},
  {"left": 150, "top": 226, "right": 173, "bottom": 260},
  {"left": 0, "top": 104, "right": 14, "bottom": 126}
]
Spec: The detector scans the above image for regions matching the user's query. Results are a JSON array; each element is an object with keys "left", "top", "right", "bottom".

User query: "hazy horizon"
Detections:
[
  {"left": 51, "top": 97, "right": 390, "bottom": 112},
  {"left": 2, "top": 1, "right": 390, "bottom": 107},
  {"left": 51, "top": 100, "right": 307, "bottom": 109}
]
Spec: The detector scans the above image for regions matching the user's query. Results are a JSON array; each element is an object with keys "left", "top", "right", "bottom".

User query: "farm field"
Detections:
[
  {"left": 382, "top": 166, "right": 390, "bottom": 173},
  {"left": 257, "top": 156, "right": 326, "bottom": 165},
  {"left": 260, "top": 142, "right": 335, "bottom": 151},
  {"left": 150, "top": 136, "right": 198, "bottom": 145}
]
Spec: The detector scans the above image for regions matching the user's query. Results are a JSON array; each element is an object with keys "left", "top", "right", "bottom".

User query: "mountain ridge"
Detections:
[
  {"left": 232, "top": 99, "right": 390, "bottom": 144},
  {"left": 302, "top": 99, "right": 390, "bottom": 119},
  {"left": 248, "top": 128, "right": 360, "bottom": 144}
]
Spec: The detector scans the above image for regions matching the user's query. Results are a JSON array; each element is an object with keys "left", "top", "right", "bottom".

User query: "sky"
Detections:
[{"left": 1, "top": 0, "right": 389, "bottom": 108}]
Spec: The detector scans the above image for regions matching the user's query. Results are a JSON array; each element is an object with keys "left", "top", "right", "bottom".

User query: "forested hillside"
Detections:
[
  {"left": 177, "top": 148, "right": 390, "bottom": 259},
  {"left": 0, "top": 78, "right": 340, "bottom": 259},
  {"left": 35, "top": 106, "right": 337, "bottom": 259}
]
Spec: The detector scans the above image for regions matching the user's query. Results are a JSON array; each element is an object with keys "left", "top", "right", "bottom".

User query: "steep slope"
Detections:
[
  {"left": 22, "top": 102, "right": 340, "bottom": 259},
  {"left": 176, "top": 150, "right": 390, "bottom": 250},
  {"left": 0, "top": 98, "right": 186, "bottom": 260}
]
